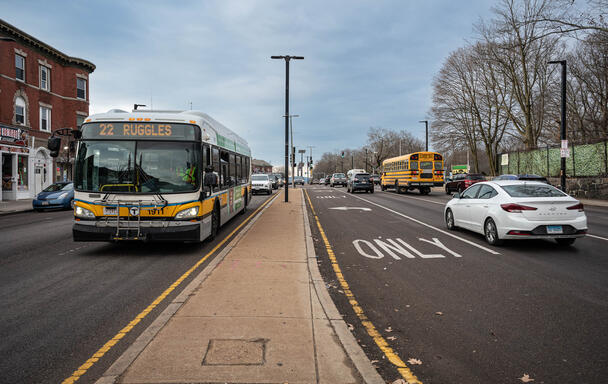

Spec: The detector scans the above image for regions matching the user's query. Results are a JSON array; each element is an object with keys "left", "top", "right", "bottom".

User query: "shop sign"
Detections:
[{"left": 0, "top": 124, "right": 28, "bottom": 146}]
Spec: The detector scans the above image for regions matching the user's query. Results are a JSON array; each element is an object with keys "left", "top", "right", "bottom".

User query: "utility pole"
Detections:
[
  {"left": 365, "top": 148, "right": 368, "bottom": 173},
  {"left": 271, "top": 55, "right": 304, "bottom": 202},
  {"left": 419, "top": 120, "right": 429, "bottom": 151},
  {"left": 285, "top": 115, "right": 299, "bottom": 189},
  {"left": 549, "top": 60, "right": 568, "bottom": 192}
]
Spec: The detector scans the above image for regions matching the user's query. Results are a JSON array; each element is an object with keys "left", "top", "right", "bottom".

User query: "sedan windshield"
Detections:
[
  {"left": 74, "top": 140, "right": 200, "bottom": 193},
  {"left": 43, "top": 182, "right": 73, "bottom": 192},
  {"left": 501, "top": 184, "right": 566, "bottom": 197}
]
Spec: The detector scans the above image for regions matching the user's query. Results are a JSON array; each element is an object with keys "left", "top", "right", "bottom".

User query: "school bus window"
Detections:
[
  {"left": 434, "top": 161, "right": 442, "bottom": 169},
  {"left": 411, "top": 161, "right": 418, "bottom": 170}
]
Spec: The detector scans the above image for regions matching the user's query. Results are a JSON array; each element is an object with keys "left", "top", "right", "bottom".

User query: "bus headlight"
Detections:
[
  {"left": 75, "top": 206, "right": 95, "bottom": 218},
  {"left": 175, "top": 206, "right": 199, "bottom": 220}
]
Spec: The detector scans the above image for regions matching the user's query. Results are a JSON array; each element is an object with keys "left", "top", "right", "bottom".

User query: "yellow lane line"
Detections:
[
  {"left": 303, "top": 189, "right": 422, "bottom": 384},
  {"left": 61, "top": 193, "right": 278, "bottom": 384}
]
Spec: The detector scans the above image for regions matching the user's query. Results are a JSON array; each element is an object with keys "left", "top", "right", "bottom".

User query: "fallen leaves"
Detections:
[
  {"left": 407, "top": 358, "right": 422, "bottom": 365},
  {"left": 346, "top": 323, "right": 354, "bottom": 331},
  {"left": 387, "top": 336, "right": 397, "bottom": 341},
  {"left": 519, "top": 374, "right": 535, "bottom": 382},
  {"left": 435, "top": 311, "right": 443, "bottom": 316}
]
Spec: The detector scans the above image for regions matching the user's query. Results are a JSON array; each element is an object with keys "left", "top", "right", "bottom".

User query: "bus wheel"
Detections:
[
  {"left": 240, "top": 192, "right": 247, "bottom": 215},
  {"left": 210, "top": 205, "right": 220, "bottom": 240},
  {"left": 381, "top": 184, "right": 386, "bottom": 191},
  {"left": 420, "top": 187, "right": 431, "bottom": 195}
]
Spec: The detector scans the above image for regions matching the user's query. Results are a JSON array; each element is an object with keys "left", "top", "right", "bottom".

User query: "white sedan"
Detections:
[{"left": 444, "top": 180, "right": 587, "bottom": 246}]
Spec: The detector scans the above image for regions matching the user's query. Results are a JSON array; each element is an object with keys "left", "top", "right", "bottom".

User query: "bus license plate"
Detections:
[
  {"left": 547, "top": 225, "right": 563, "bottom": 234},
  {"left": 103, "top": 207, "right": 117, "bottom": 215}
]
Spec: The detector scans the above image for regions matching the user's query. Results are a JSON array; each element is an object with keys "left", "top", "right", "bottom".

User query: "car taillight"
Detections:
[
  {"left": 465, "top": 180, "right": 471, "bottom": 185},
  {"left": 500, "top": 203, "right": 538, "bottom": 213},
  {"left": 567, "top": 203, "right": 584, "bottom": 212}
]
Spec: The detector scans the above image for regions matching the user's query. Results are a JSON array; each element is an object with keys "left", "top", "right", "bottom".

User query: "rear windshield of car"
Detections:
[
  {"left": 334, "top": 173, "right": 345, "bottom": 178},
  {"left": 355, "top": 173, "right": 370, "bottom": 179},
  {"left": 501, "top": 184, "right": 566, "bottom": 197},
  {"left": 43, "top": 183, "right": 73, "bottom": 192},
  {"left": 252, "top": 175, "right": 268, "bottom": 181},
  {"left": 467, "top": 174, "right": 485, "bottom": 180}
]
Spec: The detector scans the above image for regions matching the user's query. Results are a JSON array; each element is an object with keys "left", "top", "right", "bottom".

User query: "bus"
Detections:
[
  {"left": 69, "top": 109, "right": 251, "bottom": 242},
  {"left": 380, "top": 151, "right": 444, "bottom": 195}
]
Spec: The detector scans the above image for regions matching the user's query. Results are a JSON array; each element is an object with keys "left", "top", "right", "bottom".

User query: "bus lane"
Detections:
[{"left": 304, "top": 185, "right": 608, "bottom": 384}]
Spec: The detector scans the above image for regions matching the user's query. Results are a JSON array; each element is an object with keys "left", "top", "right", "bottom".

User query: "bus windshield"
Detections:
[{"left": 74, "top": 140, "right": 200, "bottom": 193}]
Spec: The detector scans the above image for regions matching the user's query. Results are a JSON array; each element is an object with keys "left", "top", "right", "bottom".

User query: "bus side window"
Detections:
[
  {"left": 220, "top": 150, "right": 229, "bottom": 189},
  {"left": 241, "top": 157, "right": 247, "bottom": 183},
  {"left": 229, "top": 153, "right": 236, "bottom": 186},
  {"left": 212, "top": 147, "right": 220, "bottom": 186},
  {"left": 245, "top": 158, "right": 250, "bottom": 182},
  {"left": 236, "top": 155, "right": 242, "bottom": 183},
  {"left": 203, "top": 144, "right": 210, "bottom": 171}
]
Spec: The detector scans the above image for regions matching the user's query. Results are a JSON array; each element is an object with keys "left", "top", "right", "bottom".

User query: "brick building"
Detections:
[
  {"left": 0, "top": 19, "right": 95, "bottom": 201},
  {"left": 252, "top": 159, "right": 273, "bottom": 174}
]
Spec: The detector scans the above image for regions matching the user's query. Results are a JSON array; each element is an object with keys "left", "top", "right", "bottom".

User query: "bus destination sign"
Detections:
[{"left": 81, "top": 123, "right": 199, "bottom": 141}]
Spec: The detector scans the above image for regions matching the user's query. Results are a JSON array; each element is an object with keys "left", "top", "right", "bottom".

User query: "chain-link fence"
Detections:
[{"left": 498, "top": 140, "right": 608, "bottom": 177}]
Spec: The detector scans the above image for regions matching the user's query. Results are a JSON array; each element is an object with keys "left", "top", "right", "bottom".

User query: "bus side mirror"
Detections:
[{"left": 48, "top": 137, "right": 61, "bottom": 158}]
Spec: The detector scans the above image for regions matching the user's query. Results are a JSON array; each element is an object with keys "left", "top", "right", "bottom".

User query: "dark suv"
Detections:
[
  {"left": 347, "top": 173, "right": 374, "bottom": 193},
  {"left": 444, "top": 173, "right": 485, "bottom": 194}
]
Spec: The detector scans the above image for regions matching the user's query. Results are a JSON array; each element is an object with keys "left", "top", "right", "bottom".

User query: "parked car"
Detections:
[
  {"left": 251, "top": 174, "right": 273, "bottom": 195},
  {"left": 493, "top": 174, "right": 550, "bottom": 184},
  {"left": 324, "top": 176, "right": 331, "bottom": 185},
  {"left": 268, "top": 174, "right": 279, "bottom": 189},
  {"left": 33, "top": 181, "right": 74, "bottom": 211},
  {"left": 445, "top": 173, "right": 486, "bottom": 194},
  {"left": 294, "top": 176, "right": 305, "bottom": 185},
  {"left": 330, "top": 173, "right": 347, "bottom": 187},
  {"left": 347, "top": 172, "right": 374, "bottom": 193},
  {"left": 370, "top": 174, "right": 381, "bottom": 185},
  {"left": 444, "top": 180, "right": 587, "bottom": 246}
]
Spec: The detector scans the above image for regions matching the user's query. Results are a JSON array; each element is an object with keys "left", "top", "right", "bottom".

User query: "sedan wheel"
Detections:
[
  {"left": 445, "top": 209, "right": 455, "bottom": 230},
  {"left": 484, "top": 218, "right": 503, "bottom": 245}
]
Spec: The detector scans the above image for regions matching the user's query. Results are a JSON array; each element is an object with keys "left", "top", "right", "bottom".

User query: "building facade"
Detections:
[
  {"left": 252, "top": 159, "right": 273, "bottom": 174},
  {"left": 0, "top": 19, "right": 95, "bottom": 201}
]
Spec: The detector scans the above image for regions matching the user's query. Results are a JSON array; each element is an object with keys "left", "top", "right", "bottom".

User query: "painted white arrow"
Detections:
[{"left": 329, "top": 207, "right": 372, "bottom": 211}]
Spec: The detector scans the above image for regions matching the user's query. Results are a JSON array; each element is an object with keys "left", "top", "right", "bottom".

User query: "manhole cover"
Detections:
[{"left": 202, "top": 338, "right": 268, "bottom": 366}]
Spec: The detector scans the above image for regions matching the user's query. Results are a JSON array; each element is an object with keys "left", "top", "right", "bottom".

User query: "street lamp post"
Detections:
[
  {"left": 548, "top": 60, "right": 567, "bottom": 192},
  {"left": 284, "top": 114, "right": 299, "bottom": 189},
  {"left": 419, "top": 120, "right": 429, "bottom": 151},
  {"left": 365, "top": 148, "right": 368, "bottom": 173},
  {"left": 271, "top": 55, "right": 304, "bottom": 202}
]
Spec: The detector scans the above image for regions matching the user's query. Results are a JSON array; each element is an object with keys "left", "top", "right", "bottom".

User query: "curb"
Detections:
[
  {"left": 300, "top": 189, "right": 385, "bottom": 384},
  {"left": 94, "top": 193, "right": 280, "bottom": 384},
  {"left": 0, "top": 208, "right": 34, "bottom": 216}
]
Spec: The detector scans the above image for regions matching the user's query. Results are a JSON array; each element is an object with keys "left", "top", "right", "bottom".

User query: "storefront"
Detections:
[{"left": 0, "top": 124, "right": 52, "bottom": 201}]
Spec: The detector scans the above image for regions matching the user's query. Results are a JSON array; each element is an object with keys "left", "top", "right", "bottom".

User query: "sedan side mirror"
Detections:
[{"left": 452, "top": 193, "right": 460, "bottom": 199}]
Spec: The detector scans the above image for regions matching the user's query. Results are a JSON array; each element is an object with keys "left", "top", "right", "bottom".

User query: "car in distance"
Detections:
[
  {"left": 33, "top": 181, "right": 74, "bottom": 211},
  {"left": 268, "top": 174, "right": 279, "bottom": 189},
  {"left": 330, "top": 173, "right": 347, "bottom": 187},
  {"left": 347, "top": 172, "right": 374, "bottom": 194},
  {"left": 272, "top": 173, "right": 285, "bottom": 187},
  {"left": 251, "top": 174, "right": 273, "bottom": 195},
  {"left": 324, "top": 176, "right": 331, "bottom": 185},
  {"left": 445, "top": 173, "right": 486, "bottom": 194},
  {"left": 493, "top": 174, "right": 550, "bottom": 184},
  {"left": 370, "top": 174, "right": 381, "bottom": 185},
  {"left": 294, "top": 176, "right": 305, "bottom": 185},
  {"left": 444, "top": 180, "right": 587, "bottom": 246}
]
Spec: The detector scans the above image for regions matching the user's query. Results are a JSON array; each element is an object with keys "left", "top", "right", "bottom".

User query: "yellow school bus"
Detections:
[{"left": 381, "top": 152, "right": 444, "bottom": 195}]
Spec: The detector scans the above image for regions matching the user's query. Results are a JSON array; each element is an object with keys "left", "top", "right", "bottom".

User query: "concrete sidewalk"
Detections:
[
  {"left": 99, "top": 190, "right": 382, "bottom": 384},
  {"left": 0, "top": 199, "right": 33, "bottom": 216}
]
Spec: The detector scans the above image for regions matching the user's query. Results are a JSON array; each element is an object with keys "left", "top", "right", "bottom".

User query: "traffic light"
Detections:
[
  {"left": 341, "top": 151, "right": 344, "bottom": 158},
  {"left": 48, "top": 137, "right": 61, "bottom": 157}
]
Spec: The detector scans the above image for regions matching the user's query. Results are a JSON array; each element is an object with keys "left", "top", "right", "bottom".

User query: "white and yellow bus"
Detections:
[
  {"left": 70, "top": 109, "right": 251, "bottom": 242},
  {"left": 381, "top": 151, "right": 444, "bottom": 195}
]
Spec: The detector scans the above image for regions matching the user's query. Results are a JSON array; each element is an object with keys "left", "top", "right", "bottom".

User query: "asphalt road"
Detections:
[
  {"left": 0, "top": 191, "right": 274, "bottom": 384},
  {"left": 305, "top": 184, "right": 608, "bottom": 384}
]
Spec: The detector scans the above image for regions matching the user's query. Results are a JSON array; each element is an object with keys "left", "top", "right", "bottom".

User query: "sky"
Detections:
[{"left": 1, "top": 0, "right": 496, "bottom": 166}]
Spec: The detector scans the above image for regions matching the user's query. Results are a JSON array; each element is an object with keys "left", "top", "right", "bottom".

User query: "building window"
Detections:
[
  {"left": 18, "top": 155, "right": 29, "bottom": 191},
  {"left": 40, "top": 107, "right": 51, "bottom": 132},
  {"left": 15, "top": 97, "right": 26, "bottom": 125},
  {"left": 76, "top": 78, "right": 86, "bottom": 99},
  {"left": 15, "top": 54, "right": 25, "bottom": 81},
  {"left": 40, "top": 66, "right": 50, "bottom": 91},
  {"left": 76, "top": 115, "right": 85, "bottom": 129}
]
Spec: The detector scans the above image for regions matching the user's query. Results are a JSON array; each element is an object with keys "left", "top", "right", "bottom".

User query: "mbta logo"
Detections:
[{"left": 129, "top": 207, "right": 140, "bottom": 216}]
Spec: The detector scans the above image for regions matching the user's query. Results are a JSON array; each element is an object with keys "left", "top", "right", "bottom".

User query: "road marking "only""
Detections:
[{"left": 354, "top": 237, "right": 462, "bottom": 259}]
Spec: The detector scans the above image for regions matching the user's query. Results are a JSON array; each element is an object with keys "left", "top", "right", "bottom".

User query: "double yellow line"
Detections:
[
  {"left": 304, "top": 189, "right": 422, "bottom": 384},
  {"left": 62, "top": 193, "right": 278, "bottom": 384}
]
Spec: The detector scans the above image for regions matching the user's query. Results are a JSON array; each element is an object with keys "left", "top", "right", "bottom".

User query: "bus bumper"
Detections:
[
  {"left": 73, "top": 221, "right": 201, "bottom": 242},
  {"left": 408, "top": 182, "right": 444, "bottom": 187}
]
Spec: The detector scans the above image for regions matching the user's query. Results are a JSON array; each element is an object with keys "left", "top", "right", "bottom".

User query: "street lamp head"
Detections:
[
  {"left": 419, "top": 120, "right": 428, "bottom": 123},
  {"left": 548, "top": 60, "right": 566, "bottom": 65},
  {"left": 271, "top": 55, "right": 304, "bottom": 60}
]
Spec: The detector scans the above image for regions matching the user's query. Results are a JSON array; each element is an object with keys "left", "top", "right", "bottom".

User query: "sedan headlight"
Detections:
[
  {"left": 75, "top": 206, "right": 95, "bottom": 218},
  {"left": 58, "top": 192, "right": 69, "bottom": 199},
  {"left": 175, "top": 206, "right": 199, "bottom": 220}
]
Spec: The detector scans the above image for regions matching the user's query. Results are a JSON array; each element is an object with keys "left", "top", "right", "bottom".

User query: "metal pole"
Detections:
[
  {"left": 284, "top": 59, "right": 290, "bottom": 202},
  {"left": 560, "top": 61, "right": 567, "bottom": 191},
  {"left": 291, "top": 119, "right": 295, "bottom": 189},
  {"left": 365, "top": 149, "right": 368, "bottom": 173},
  {"left": 425, "top": 121, "right": 428, "bottom": 151},
  {"left": 351, "top": 154, "right": 354, "bottom": 170}
]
